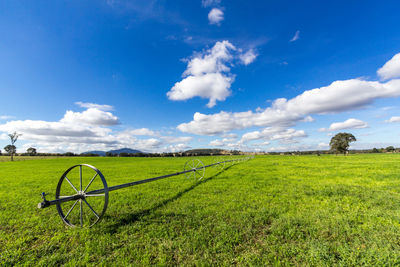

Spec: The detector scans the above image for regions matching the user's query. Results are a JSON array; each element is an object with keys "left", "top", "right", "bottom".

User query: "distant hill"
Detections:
[
  {"left": 82, "top": 150, "right": 107, "bottom": 156},
  {"left": 107, "top": 148, "right": 143, "bottom": 155},
  {"left": 82, "top": 148, "right": 143, "bottom": 156}
]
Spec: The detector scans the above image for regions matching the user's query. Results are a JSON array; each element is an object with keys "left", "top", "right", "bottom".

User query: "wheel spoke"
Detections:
[
  {"left": 79, "top": 165, "right": 83, "bottom": 191},
  {"left": 85, "top": 193, "right": 105, "bottom": 197},
  {"left": 84, "top": 173, "right": 98, "bottom": 192},
  {"left": 80, "top": 200, "right": 83, "bottom": 227},
  {"left": 195, "top": 160, "right": 200, "bottom": 168},
  {"left": 64, "top": 200, "right": 79, "bottom": 220},
  {"left": 65, "top": 177, "right": 79, "bottom": 193},
  {"left": 83, "top": 198, "right": 99, "bottom": 219}
]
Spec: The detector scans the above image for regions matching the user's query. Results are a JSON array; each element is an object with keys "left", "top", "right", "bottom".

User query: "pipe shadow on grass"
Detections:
[{"left": 104, "top": 164, "right": 236, "bottom": 233}]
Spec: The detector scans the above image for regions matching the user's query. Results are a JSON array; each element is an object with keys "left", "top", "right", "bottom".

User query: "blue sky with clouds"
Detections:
[{"left": 1, "top": 0, "right": 400, "bottom": 153}]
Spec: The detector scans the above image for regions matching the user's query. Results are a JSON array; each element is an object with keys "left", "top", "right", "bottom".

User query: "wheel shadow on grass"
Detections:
[{"left": 103, "top": 164, "right": 236, "bottom": 233}]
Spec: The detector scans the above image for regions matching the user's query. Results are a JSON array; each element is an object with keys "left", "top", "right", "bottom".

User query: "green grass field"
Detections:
[{"left": 1, "top": 154, "right": 400, "bottom": 265}]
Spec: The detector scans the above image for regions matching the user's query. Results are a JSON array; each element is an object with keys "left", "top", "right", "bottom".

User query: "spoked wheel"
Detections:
[
  {"left": 213, "top": 157, "right": 225, "bottom": 171},
  {"left": 55, "top": 164, "right": 108, "bottom": 227},
  {"left": 184, "top": 159, "right": 205, "bottom": 180}
]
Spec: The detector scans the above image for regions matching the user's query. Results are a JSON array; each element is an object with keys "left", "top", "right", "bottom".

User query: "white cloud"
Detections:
[
  {"left": 178, "top": 78, "right": 400, "bottom": 135},
  {"left": 319, "top": 118, "right": 368, "bottom": 132},
  {"left": 208, "top": 8, "right": 224, "bottom": 25},
  {"left": 318, "top": 143, "right": 329, "bottom": 148},
  {"left": 125, "top": 128, "right": 156, "bottom": 136},
  {"left": 202, "top": 0, "right": 221, "bottom": 7},
  {"left": 75, "top": 102, "right": 114, "bottom": 111},
  {"left": 377, "top": 53, "right": 400, "bottom": 80},
  {"left": 167, "top": 41, "right": 256, "bottom": 108},
  {"left": 0, "top": 105, "right": 191, "bottom": 153},
  {"left": 290, "top": 30, "right": 300, "bottom": 42},
  {"left": 183, "top": 41, "right": 235, "bottom": 76},
  {"left": 240, "top": 127, "right": 307, "bottom": 143},
  {"left": 161, "top": 136, "right": 192, "bottom": 144},
  {"left": 239, "top": 49, "right": 257, "bottom": 65},
  {"left": 60, "top": 108, "right": 119, "bottom": 126},
  {"left": 209, "top": 137, "right": 236, "bottom": 147},
  {"left": 221, "top": 133, "right": 237, "bottom": 139},
  {"left": 385, "top": 116, "right": 400, "bottom": 123},
  {"left": 0, "top": 120, "right": 110, "bottom": 138},
  {"left": 168, "top": 73, "right": 233, "bottom": 108},
  {"left": 0, "top": 133, "right": 8, "bottom": 140},
  {"left": 209, "top": 139, "right": 224, "bottom": 146},
  {"left": 164, "top": 143, "right": 191, "bottom": 152},
  {"left": 0, "top": 115, "right": 15, "bottom": 120}
]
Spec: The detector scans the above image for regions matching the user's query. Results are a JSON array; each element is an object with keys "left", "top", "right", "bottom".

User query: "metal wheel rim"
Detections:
[
  {"left": 55, "top": 164, "right": 108, "bottom": 227},
  {"left": 184, "top": 159, "right": 205, "bottom": 180},
  {"left": 213, "top": 157, "right": 225, "bottom": 170}
]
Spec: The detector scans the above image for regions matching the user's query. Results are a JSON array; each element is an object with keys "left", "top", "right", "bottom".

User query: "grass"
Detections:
[{"left": 1, "top": 154, "right": 400, "bottom": 265}]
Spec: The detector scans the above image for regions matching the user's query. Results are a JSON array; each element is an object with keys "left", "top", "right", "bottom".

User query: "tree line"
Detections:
[{"left": 2, "top": 131, "right": 399, "bottom": 160}]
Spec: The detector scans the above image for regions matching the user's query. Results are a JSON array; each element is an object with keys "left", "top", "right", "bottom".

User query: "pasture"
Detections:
[{"left": 1, "top": 154, "right": 400, "bottom": 265}]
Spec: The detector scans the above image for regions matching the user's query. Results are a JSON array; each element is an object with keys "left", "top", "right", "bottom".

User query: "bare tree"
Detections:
[{"left": 7, "top": 132, "right": 21, "bottom": 161}]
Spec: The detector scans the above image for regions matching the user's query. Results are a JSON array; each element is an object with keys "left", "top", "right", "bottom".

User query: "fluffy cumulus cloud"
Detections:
[
  {"left": 167, "top": 41, "right": 256, "bottom": 107},
  {"left": 0, "top": 104, "right": 192, "bottom": 153},
  {"left": 161, "top": 136, "right": 192, "bottom": 143},
  {"left": 240, "top": 127, "right": 307, "bottom": 143},
  {"left": 319, "top": 118, "right": 368, "bottom": 132},
  {"left": 178, "top": 78, "right": 400, "bottom": 135},
  {"left": 164, "top": 143, "right": 191, "bottom": 152},
  {"left": 377, "top": 53, "right": 400, "bottom": 80},
  {"left": 60, "top": 108, "right": 119, "bottom": 126},
  {"left": 168, "top": 73, "right": 233, "bottom": 108},
  {"left": 207, "top": 127, "right": 306, "bottom": 148},
  {"left": 208, "top": 8, "right": 224, "bottom": 25},
  {"left": 209, "top": 137, "right": 236, "bottom": 147},
  {"left": 385, "top": 116, "right": 400, "bottom": 123},
  {"left": 125, "top": 128, "right": 156, "bottom": 136}
]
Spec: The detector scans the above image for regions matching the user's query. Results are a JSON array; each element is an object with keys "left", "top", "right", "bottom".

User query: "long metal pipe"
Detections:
[{"left": 38, "top": 160, "right": 232, "bottom": 208}]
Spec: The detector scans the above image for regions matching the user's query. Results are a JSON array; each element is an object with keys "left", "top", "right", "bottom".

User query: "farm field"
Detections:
[{"left": 1, "top": 154, "right": 400, "bottom": 265}]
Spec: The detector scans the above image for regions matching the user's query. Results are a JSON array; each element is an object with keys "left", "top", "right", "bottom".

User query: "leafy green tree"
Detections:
[
  {"left": 386, "top": 146, "right": 395, "bottom": 152},
  {"left": 4, "top": 145, "right": 16, "bottom": 160},
  {"left": 27, "top": 147, "right": 37, "bottom": 156},
  {"left": 6, "top": 132, "right": 21, "bottom": 161},
  {"left": 329, "top": 132, "right": 356, "bottom": 155},
  {"left": 371, "top": 148, "right": 380, "bottom": 153}
]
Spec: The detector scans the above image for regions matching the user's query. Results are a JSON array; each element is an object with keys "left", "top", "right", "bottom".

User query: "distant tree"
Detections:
[
  {"left": 27, "top": 147, "right": 37, "bottom": 156},
  {"left": 386, "top": 146, "right": 395, "bottom": 152},
  {"left": 6, "top": 132, "right": 21, "bottom": 161},
  {"left": 329, "top": 132, "right": 356, "bottom": 155},
  {"left": 4, "top": 145, "right": 16, "bottom": 159},
  {"left": 372, "top": 148, "right": 380, "bottom": 153},
  {"left": 0, "top": 149, "right": 2, "bottom": 155}
]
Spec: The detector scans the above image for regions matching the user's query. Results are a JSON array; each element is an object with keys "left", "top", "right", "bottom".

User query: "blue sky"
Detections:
[{"left": 1, "top": 0, "right": 400, "bottom": 153}]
